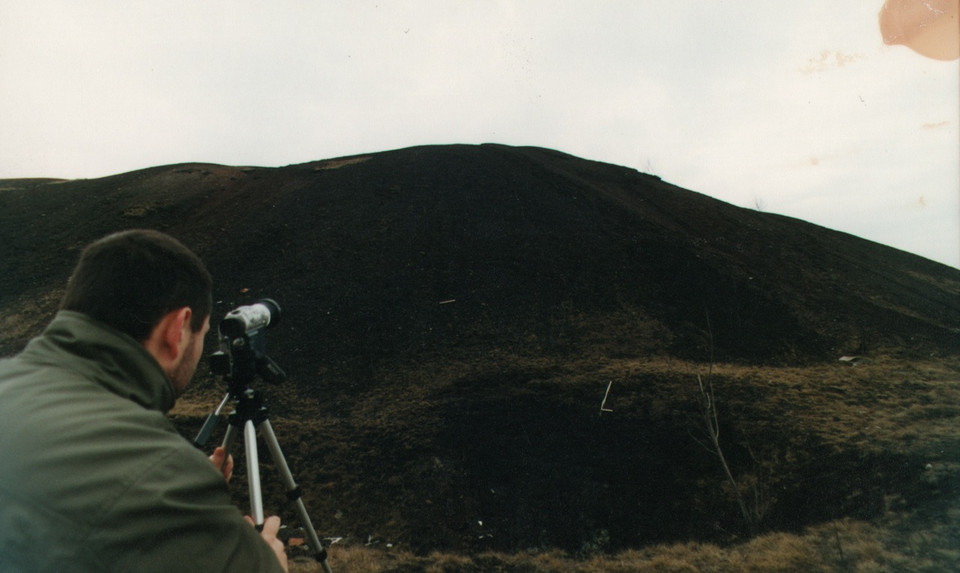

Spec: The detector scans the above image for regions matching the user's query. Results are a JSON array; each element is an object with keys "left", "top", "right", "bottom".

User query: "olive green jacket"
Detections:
[{"left": 0, "top": 311, "right": 285, "bottom": 572}]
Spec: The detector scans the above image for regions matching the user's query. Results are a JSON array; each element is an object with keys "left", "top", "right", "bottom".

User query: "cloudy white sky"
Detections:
[{"left": 2, "top": 1, "right": 958, "bottom": 267}]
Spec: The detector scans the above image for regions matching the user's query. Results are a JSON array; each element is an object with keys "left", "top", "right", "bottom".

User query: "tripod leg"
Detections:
[
  {"left": 243, "top": 419, "right": 266, "bottom": 526},
  {"left": 193, "top": 392, "right": 232, "bottom": 448},
  {"left": 219, "top": 422, "right": 240, "bottom": 474},
  {"left": 260, "top": 419, "right": 332, "bottom": 572}
]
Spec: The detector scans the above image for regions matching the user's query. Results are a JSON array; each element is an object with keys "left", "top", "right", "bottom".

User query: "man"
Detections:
[{"left": 0, "top": 230, "right": 288, "bottom": 572}]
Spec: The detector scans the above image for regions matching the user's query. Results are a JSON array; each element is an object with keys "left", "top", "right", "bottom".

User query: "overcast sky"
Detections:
[{"left": 2, "top": 1, "right": 957, "bottom": 267}]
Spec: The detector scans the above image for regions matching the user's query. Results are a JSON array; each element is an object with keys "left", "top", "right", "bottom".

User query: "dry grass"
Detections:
[
  {"left": 591, "top": 354, "right": 960, "bottom": 456},
  {"left": 282, "top": 352, "right": 960, "bottom": 572},
  {"left": 287, "top": 513, "right": 960, "bottom": 571},
  {"left": 312, "top": 156, "right": 372, "bottom": 171},
  {"left": 0, "top": 288, "right": 63, "bottom": 355}
]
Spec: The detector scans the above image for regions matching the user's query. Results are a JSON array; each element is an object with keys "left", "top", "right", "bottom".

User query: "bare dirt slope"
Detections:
[{"left": 1, "top": 144, "right": 957, "bottom": 554}]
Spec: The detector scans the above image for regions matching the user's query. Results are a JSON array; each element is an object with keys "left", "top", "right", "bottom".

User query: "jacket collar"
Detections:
[{"left": 25, "top": 311, "right": 177, "bottom": 413}]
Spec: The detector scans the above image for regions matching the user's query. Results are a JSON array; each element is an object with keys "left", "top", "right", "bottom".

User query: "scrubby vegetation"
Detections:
[
  {"left": 290, "top": 513, "right": 960, "bottom": 572},
  {"left": 264, "top": 354, "right": 960, "bottom": 571}
]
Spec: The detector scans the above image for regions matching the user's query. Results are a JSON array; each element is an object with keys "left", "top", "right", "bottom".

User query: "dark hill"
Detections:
[
  {"left": 1, "top": 144, "right": 958, "bottom": 554},
  {"left": 1, "top": 144, "right": 955, "bottom": 365}
]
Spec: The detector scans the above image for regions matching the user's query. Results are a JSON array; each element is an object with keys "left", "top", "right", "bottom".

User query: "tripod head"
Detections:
[{"left": 209, "top": 299, "right": 286, "bottom": 396}]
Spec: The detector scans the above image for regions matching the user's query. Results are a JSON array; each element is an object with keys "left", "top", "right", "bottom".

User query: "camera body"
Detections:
[
  {"left": 210, "top": 299, "right": 286, "bottom": 391},
  {"left": 220, "top": 298, "right": 281, "bottom": 339}
]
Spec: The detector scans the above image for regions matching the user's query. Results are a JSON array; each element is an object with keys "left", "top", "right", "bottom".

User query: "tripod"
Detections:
[
  {"left": 222, "top": 388, "right": 333, "bottom": 572},
  {"left": 194, "top": 330, "right": 333, "bottom": 573}
]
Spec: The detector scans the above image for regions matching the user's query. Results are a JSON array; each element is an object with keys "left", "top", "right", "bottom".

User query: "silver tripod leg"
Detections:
[
  {"left": 244, "top": 419, "right": 265, "bottom": 526},
  {"left": 220, "top": 421, "right": 266, "bottom": 526},
  {"left": 218, "top": 393, "right": 333, "bottom": 572},
  {"left": 260, "top": 419, "right": 333, "bottom": 573}
]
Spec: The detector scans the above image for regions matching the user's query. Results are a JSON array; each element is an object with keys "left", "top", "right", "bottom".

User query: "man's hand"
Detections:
[
  {"left": 246, "top": 515, "right": 289, "bottom": 572},
  {"left": 208, "top": 447, "right": 233, "bottom": 483}
]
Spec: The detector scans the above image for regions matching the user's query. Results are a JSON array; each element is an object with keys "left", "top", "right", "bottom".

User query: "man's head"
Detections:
[{"left": 60, "top": 229, "right": 213, "bottom": 394}]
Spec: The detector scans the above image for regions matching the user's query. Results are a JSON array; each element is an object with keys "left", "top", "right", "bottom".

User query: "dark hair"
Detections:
[{"left": 60, "top": 229, "right": 212, "bottom": 341}]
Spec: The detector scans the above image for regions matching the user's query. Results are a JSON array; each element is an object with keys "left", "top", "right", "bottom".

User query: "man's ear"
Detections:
[{"left": 144, "top": 307, "right": 192, "bottom": 367}]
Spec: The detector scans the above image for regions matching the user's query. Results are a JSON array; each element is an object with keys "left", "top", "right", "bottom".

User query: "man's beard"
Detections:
[{"left": 169, "top": 334, "right": 202, "bottom": 397}]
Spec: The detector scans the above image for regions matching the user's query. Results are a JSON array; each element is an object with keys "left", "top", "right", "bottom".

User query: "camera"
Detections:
[
  {"left": 210, "top": 298, "right": 285, "bottom": 389},
  {"left": 219, "top": 298, "right": 281, "bottom": 339}
]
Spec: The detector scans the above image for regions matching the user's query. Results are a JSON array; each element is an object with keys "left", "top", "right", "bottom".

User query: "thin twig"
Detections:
[{"left": 600, "top": 380, "right": 614, "bottom": 413}]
